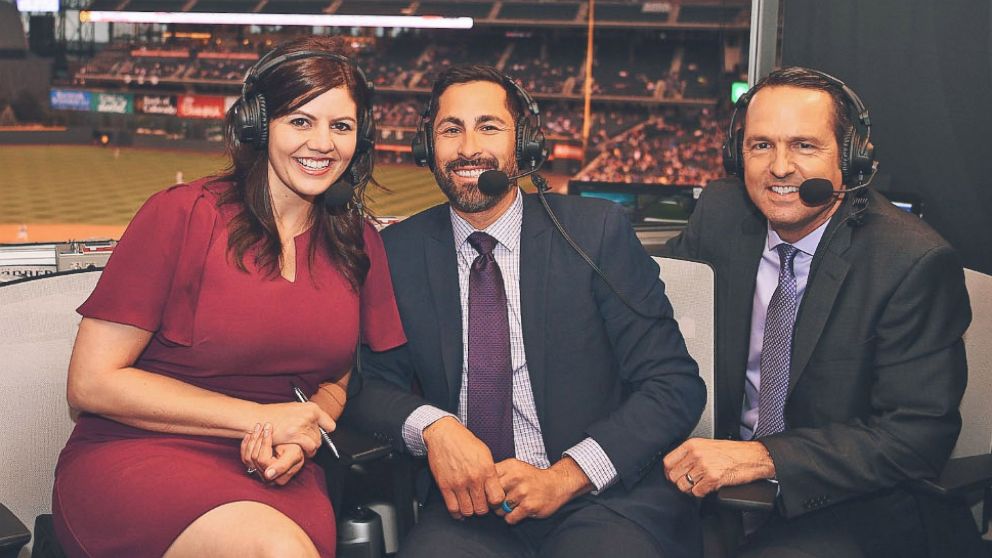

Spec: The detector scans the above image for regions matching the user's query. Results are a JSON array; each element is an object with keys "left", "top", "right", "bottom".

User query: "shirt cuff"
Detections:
[
  {"left": 401, "top": 405, "right": 457, "bottom": 456},
  {"left": 563, "top": 437, "right": 619, "bottom": 494}
]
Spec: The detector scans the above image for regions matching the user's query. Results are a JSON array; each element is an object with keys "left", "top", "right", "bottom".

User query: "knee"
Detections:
[{"left": 252, "top": 529, "right": 320, "bottom": 558}]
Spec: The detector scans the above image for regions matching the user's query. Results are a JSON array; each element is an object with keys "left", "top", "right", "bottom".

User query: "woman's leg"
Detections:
[{"left": 163, "top": 501, "right": 322, "bottom": 558}]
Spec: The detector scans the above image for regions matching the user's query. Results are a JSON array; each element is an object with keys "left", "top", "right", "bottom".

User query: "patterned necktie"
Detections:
[
  {"left": 465, "top": 232, "right": 514, "bottom": 461},
  {"left": 754, "top": 243, "right": 801, "bottom": 438}
]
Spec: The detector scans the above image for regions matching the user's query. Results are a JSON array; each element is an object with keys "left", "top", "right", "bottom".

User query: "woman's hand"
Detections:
[
  {"left": 241, "top": 423, "right": 307, "bottom": 485},
  {"left": 262, "top": 402, "right": 336, "bottom": 457}
]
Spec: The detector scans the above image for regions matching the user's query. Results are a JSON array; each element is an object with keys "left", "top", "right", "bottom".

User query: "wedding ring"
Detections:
[
  {"left": 501, "top": 500, "right": 515, "bottom": 514},
  {"left": 247, "top": 467, "right": 257, "bottom": 475},
  {"left": 685, "top": 472, "right": 695, "bottom": 486}
]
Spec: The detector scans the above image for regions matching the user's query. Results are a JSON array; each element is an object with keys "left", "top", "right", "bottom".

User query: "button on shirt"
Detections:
[
  {"left": 402, "top": 190, "right": 619, "bottom": 492},
  {"left": 740, "top": 220, "right": 829, "bottom": 440}
]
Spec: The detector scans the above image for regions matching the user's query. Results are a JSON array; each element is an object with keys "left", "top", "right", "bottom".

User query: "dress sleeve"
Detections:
[
  {"left": 77, "top": 184, "right": 198, "bottom": 334},
  {"left": 360, "top": 221, "right": 407, "bottom": 352}
]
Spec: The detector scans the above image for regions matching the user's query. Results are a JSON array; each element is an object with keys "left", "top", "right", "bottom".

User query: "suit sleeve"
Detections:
[
  {"left": 341, "top": 341, "right": 434, "bottom": 454},
  {"left": 761, "top": 244, "right": 971, "bottom": 518},
  {"left": 583, "top": 203, "right": 708, "bottom": 490}
]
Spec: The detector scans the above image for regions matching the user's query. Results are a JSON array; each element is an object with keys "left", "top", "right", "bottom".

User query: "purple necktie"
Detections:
[
  {"left": 465, "top": 231, "right": 514, "bottom": 461},
  {"left": 754, "top": 243, "right": 800, "bottom": 438}
]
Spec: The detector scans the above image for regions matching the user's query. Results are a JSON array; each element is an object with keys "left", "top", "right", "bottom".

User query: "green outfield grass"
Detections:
[{"left": 0, "top": 145, "right": 445, "bottom": 225}]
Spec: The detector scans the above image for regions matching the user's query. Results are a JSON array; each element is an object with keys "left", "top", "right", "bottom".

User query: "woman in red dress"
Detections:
[{"left": 51, "top": 36, "right": 405, "bottom": 558}]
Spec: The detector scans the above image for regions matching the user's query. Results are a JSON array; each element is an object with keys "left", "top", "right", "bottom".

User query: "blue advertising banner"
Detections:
[{"left": 49, "top": 89, "right": 92, "bottom": 111}]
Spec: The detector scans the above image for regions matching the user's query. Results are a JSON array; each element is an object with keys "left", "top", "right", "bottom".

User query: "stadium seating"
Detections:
[
  {"left": 61, "top": 2, "right": 736, "bottom": 186},
  {"left": 334, "top": 0, "right": 412, "bottom": 16},
  {"left": 125, "top": 0, "right": 187, "bottom": 11},
  {"left": 189, "top": 0, "right": 260, "bottom": 13},
  {"left": 261, "top": 0, "right": 331, "bottom": 14},
  {"left": 415, "top": 1, "right": 493, "bottom": 19},
  {"left": 498, "top": 1, "right": 580, "bottom": 21},
  {"left": 596, "top": 3, "right": 671, "bottom": 23},
  {"left": 677, "top": 4, "right": 746, "bottom": 24}
]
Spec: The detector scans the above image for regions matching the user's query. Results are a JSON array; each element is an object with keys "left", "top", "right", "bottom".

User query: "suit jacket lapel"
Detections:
[
  {"left": 519, "top": 195, "right": 551, "bottom": 429},
  {"left": 788, "top": 212, "right": 853, "bottom": 395},
  {"left": 424, "top": 210, "right": 463, "bottom": 411},
  {"left": 722, "top": 213, "right": 765, "bottom": 434}
]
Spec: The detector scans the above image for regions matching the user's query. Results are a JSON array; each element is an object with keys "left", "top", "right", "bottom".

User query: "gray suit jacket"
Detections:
[{"left": 663, "top": 178, "right": 971, "bottom": 519}]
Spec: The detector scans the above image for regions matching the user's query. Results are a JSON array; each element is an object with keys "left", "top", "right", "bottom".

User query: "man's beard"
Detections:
[{"left": 434, "top": 156, "right": 517, "bottom": 213}]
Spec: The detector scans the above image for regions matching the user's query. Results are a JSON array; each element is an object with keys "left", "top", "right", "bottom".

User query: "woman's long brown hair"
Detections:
[{"left": 217, "top": 36, "right": 376, "bottom": 290}]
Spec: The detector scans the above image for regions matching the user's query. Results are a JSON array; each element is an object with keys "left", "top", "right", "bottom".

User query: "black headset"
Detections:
[
  {"left": 232, "top": 49, "right": 375, "bottom": 154},
  {"left": 722, "top": 68, "right": 875, "bottom": 186},
  {"left": 410, "top": 74, "right": 547, "bottom": 172}
]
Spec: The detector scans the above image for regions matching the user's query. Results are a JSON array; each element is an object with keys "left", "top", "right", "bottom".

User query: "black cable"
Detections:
[{"left": 531, "top": 173, "right": 671, "bottom": 321}]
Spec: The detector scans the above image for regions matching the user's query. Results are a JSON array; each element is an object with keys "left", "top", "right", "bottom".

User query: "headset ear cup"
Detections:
[
  {"left": 238, "top": 93, "right": 268, "bottom": 148},
  {"left": 840, "top": 127, "right": 854, "bottom": 184},
  {"left": 850, "top": 134, "right": 874, "bottom": 183},
  {"left": 721, "top": 134, "right": 736, "bottom": 175},
  {"left": 356, "top": 107, "right": 374, "bottom": 155},
  {"left": 527, "top": 127, "right": 546, "bottom": 169},
  {"left": 721, "top": 129, "right": 745, "bottom": 177},
  {"left": 515, "top": 117, "right": 528, "bottom": 168},
  {"left": 411, "top": 122, "right": 433, "bottom": 169},
  {"left": 256, "top": 93, "right": 268, "bottom": 147},
  {"left": 734, "top": 132, "right": 744, "bottom": 177}
]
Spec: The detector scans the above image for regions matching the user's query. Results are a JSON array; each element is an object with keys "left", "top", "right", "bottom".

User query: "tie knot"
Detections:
[
  {"left": 468, "top": 232, "right": 498, "bottom": 256},
  {"left": 776, "top": 243, "right": 800, "bottom": 274}
]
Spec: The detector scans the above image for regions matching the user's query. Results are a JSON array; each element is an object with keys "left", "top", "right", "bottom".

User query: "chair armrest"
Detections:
[
  {"left": 0, "top": 502, "right": 30, "bottom": 555},
  {"left": 716, "top": 480, "right": 777, "bottom": 512},
  {"left": 909, "top": 454, "right": 992, "bottom": 499},
  {"left": 330, "top": 424, "right": 394, "bottom": 466}
]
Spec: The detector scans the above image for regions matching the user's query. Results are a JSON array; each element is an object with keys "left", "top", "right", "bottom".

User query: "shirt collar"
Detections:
[
  {"left": 766, "top": 217, "right": 830, "bottom": 257},
  {"left": 450, "top": 188, "right": 523, "bottom": 253}
]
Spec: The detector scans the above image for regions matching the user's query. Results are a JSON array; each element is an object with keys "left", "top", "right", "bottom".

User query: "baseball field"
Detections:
[{"left": 0, "top": 145, "right": 449, "bottom": 243}]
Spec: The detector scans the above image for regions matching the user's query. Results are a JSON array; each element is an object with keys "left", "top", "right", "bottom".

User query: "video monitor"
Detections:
[
  {"left": 567, "top": 181, "right": 699, "bottom": 228},
  {"left": 884, "top": 191, "right": 924, "bottom": 218}
]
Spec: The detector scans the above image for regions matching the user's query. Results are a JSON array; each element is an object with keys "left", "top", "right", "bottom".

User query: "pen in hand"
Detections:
[{"left": 291, "top": 383, "right": 340, "bottom": 459}]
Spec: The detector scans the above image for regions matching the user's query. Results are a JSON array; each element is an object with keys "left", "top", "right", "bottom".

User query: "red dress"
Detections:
[{"left": 51, "top": 178, "right": 406, "bottom": 558}]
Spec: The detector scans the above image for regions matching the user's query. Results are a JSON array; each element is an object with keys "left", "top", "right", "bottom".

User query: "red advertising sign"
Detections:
[
  {"left": 198, "top": 51, "right": 259, "bottom": 61},
  {"left": 177, "top": 95, "right": 226, "bottom": 120},
  {"left": 131, "top": 48, "right": 190, "bottom": 58},
  {"left": 552, "top": 143, "right": 584, "bottom": 161}
]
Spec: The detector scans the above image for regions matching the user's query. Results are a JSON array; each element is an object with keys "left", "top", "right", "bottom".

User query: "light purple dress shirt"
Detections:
[{"left": 740, "top": 220, "right": 830, "bottom": 440}]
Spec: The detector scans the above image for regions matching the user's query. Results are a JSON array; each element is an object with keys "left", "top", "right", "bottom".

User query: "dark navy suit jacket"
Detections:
[{"left": 344, "top": 192, "right": 706, "bottom": 557}]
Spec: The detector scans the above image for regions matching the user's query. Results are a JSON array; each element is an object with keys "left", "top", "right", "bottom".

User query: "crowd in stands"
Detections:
[
  {"left": 72, "top": 31, "right": 723, "bottom": 103},
  {"left": 368, "top": 94, "right": 726, "bottom": 186},
  {"left": 187, "top": 58, "right": 254, "bottom": 81},
  {"left": 64, "top": 29, "right": 731, "bottom": 185},
  {"left": 576, "top": 107, "right": 726, "bottom": 186}
]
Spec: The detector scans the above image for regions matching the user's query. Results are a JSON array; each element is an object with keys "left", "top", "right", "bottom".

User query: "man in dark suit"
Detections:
[
  {"left": 662, "top": 67, "right": 973, "bottom": 557},
  {"left": 343, "top": 65, "right": 706, "bottom": 557}
]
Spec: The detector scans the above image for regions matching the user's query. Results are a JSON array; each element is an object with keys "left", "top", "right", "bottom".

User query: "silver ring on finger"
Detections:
[
  {"left": 685, "top": 472, "right": 695, "bottom": 486},
  {"left": 246, "top": 466, "right": 257, "bottom": 475}
]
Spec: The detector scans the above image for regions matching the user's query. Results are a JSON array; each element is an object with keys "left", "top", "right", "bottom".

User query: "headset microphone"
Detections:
[
  {"left": 477, "top": 167, "right": 548, "bottom": 197},
  {"left": 798, "top": 162, "right": 878, "bottom": 206},
  {"left": 323, "top": 179, "right": 356, "bottom": 210}
]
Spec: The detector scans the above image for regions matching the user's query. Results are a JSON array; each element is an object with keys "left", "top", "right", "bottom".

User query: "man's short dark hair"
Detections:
[
  {"left": 427, "top": 64, "right": 524, "bottom": 124},
  {"left": 742, "top": 66, "right": 854, "bottom": 149}
]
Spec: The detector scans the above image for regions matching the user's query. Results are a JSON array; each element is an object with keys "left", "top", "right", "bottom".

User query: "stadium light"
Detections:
[{"left": 79, "top": 11, "right": 473, "bottom": 29}]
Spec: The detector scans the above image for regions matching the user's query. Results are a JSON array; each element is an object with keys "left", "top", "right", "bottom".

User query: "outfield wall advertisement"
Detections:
[
  {"left": 50, "top": 89, "right": 230, "bottom": 120},
  {"left": 178, "top": 95, "right": 225, "bottom": 119},
  {"left": 50, "top": 89, "right": 92, "bottom": 112},
  {"left": 93, "top": 92, "right": 134, "bottom": 114},
  {"left": 135, "top": 95, "right": 178, "bottom": 115}
]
